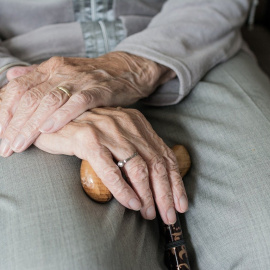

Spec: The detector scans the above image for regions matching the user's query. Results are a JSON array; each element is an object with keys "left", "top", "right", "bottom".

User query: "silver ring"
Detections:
[{"left": 117, "top": 152, "right": 138, "bottom": 167}]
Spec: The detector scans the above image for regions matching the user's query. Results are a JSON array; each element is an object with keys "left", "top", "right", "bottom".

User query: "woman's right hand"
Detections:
[{"left": 33, "top": 107, "right": 189, "bottom": 225}]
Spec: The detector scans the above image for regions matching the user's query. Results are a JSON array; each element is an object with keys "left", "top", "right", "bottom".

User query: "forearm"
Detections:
[{"left": 114, "top": 0, "right": 251, "bottom": 105}]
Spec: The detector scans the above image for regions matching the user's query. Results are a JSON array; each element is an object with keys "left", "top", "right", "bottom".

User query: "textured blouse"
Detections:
[{"left": 72, "top": 0, "right": 126, "bottom": 58}]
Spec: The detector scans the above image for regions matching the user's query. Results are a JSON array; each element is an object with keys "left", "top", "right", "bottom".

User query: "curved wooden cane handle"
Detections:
[{"left": 80, "top": 145, "right": 191, "bottom": 203}]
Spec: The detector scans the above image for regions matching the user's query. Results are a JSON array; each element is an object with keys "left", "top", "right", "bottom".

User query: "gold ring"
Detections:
[{"left": 57, "top": 86, "right": 72, "bottom": 98}]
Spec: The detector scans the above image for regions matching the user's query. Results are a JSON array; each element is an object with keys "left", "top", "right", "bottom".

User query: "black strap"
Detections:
[{"left": 165, "top": 239, "right": 186, "bottom": 250}]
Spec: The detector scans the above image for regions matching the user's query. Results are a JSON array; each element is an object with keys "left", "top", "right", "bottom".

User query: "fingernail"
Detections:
[
  {"left": 12, "top": 134, "right": 25, "bottom": 150},
  {"left": 167, "top": 207, "right": 176, "bottom": 224},
  {"left": 128, "top": 198, "right": 141, "bottom": 211},
  {"left": 39, "top": 119, "right": 55, "bottom": 132},
  {"left": 0, "top": 138, "right": 10, "bottom": 156},
  {"left": 146, "top": 205, "right": 156, "bottom": 220},
  {"left": 179, "top": 194, "right": 189, "bottom": 212},
  {"left": 3, "top": 147, "right": 13, "bottom": 158}
]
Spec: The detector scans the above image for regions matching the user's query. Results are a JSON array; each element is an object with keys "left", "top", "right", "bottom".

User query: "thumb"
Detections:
[
  {"left": 6, "top": 65, "right": 38, "bottom": 81},
  {"left": 33, "top": 124, "right": 77, "bottom": 156}
]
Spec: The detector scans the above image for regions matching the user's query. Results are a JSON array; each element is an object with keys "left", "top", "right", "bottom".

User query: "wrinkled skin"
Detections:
[
  {"left": 37, "top": 107, "right": 188, "bottom": 225},
  {"left": 0, "top": 52, "right": 176, "bottom": 156},
  {"left": 0, "top": 87, "right": 189, "bottom": 224},
  {"left": 0, "top": 53, "right": 187, "bottom": 225}
]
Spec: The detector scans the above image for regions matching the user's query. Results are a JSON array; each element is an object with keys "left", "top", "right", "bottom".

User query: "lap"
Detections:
[
  {"left": 1, "top": 50, "right": 269, "bottom": 270},
  {"left": 0, "top": 147, "right": 164, "bottom": 269},
  {"left": 134, "top": 50, "right": 270, "bottom": 269}
]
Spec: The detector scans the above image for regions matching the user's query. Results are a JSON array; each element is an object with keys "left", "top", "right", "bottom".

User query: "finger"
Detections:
[
  {"left": 39, "top": 89, "right": 105, "bottom": 133},
  {"left": 121, "top": 152, "right": 156, "bottom": 220},
  {"left": 100, "top": 135, "right": 156, "bottom": 220},
  {"left": 162, "top": 147, "right": 189, "bottom": 213},
  {"left": 77, "top": 110, "right": 156, "bottom": 219},
  {"left": 10, "top": 88, "right": 70, "bottom": 152},
  {"left": 6, "top": 65, "right": 38, "bottom": 81},
  {"left": 74, "top": 113, "right": 148, "bottom": 213},
  {"left": 146, "top": 136, "right": 189, "bottom": 215},
  {"left": 148, "top": 133, "right": 189, "bottom": 215},
  {"left": 87, "top": 145, "right": 142, "bottom": 211},
  {"left": 91, "top": 108, "right": 176, "bottom": 224},
  {"left": 0, "top": 138, "right": 14, "bottom": 157},
  {"left": 0, "top": 69, "right": 48, "bottom": 137},
  {"left": 35, "top": 121, "right": 142, "bottom": 211},
  {"left": 125, "top": 109, "right": 189, "bottom": 218},
  {"left": 0, "top": 81, "right": 55, "bottom": 151},
  {"left": 142, "top": 150, "right": 176, "bottom": 225},
  {"left": 33, "top": 123, "right": 77, "bottom": 156}
]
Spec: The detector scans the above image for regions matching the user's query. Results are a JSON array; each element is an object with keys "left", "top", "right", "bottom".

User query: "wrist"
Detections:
[{"left": 115, "top": 52, "right": 176, "bottom": 92}]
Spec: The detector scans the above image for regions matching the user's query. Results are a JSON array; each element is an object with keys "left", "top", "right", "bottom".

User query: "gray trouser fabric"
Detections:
[{"left": 1, "top": 51, "right": 270, "bottom": 270}]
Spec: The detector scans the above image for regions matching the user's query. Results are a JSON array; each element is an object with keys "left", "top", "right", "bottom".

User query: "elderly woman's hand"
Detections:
[
  {"left": 0, "top": 52, "right": 176, "bottom": 156},
  {"left": 33, "top": 107, "right": 188, "bottom": 225}
]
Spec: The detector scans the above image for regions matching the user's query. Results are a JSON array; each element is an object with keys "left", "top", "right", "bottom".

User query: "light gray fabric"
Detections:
[
  {"left": 1, "top": 50, "right": 270, "bottom": 270},
  {"left": 0, "top": 0, "right": 253, "bottom": 106},
  {"left": 0, "top": 147, "right": 165, "bottom": 270},
  {"left": 2, "top": 22, "right": 86, "bottom": 64}
]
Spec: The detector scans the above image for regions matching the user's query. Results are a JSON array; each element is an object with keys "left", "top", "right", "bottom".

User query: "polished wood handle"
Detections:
[{"left": 80, "top": 145, "right": 191, "bottom": 203}]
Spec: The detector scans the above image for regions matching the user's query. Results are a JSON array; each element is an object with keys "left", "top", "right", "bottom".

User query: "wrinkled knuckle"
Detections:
[
  {"left": 0, "top": 108, "right": 12, "bottom": 120},
  {"left": 157, "top": 192, "right": 174, "bottom": 204},
  {"left": 173, "top": 180, "right": 183, "bottom": 193},
  {"left": 21, "top": 89, "right": 43, "bottom": 108},
  {"left": 8, "top": 79, "right": 20, "bottom": 90},
  {"left": 74, "top": 91, "right": 94, "bottom": 105},
  {"left": 26, "top": 121, "right": 39, "bottom": 132},
  {"left": 7, "top": 78, "right": 28, "bottom": 94},
  {"left": 4, "top": 124, "right": 20, "bottom": 137},
  {"left": 169, "top": 162, "right": 179, "bottom": 173},
  {"left": 143, "top": 192, "right": 154, "bottom": 204},
  {"left": 114, "top": 186, "right": 130, "bottom": 199},
  {"left": 48, "top": 56, "right": 64, "bottom": 67},
  {"left": 166, "top": 148, "right": 178, "bottom": 163},
  {"left": 129, "top": 163, "right": 148, "bottom": 183},
  {"left": 103, "top": 168, "right": 121, "bottom": 186},
  {"left": 43, "top": 91, "right": 63, "bottom": 107},
  {"left": 165, "top": 150, "right": 180, "bottom": 172},
  {"left": 54, "top": 107, "right": 72, "bottom": 120},
  {"left": 151, "top": 155, "right": 167, "bottom": 174},
  {"left": 22, "top": 121, "right": 40, "bottom": 137}
]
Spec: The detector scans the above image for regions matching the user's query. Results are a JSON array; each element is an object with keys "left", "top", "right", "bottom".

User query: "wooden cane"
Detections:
[{"left": 80, "top": 145, "right": 191, "bottom": 270}]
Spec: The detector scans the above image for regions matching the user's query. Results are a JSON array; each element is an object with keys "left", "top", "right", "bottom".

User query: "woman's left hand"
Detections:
[
  {"left": 0, "top": 52, "right": 175, "bottom": 157},
  {"left": 33, "top": 107, "right": 188, "bottom": 225}
]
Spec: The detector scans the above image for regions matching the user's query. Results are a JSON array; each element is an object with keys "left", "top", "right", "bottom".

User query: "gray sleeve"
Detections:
[
  {"left": 0, "top": 21, "right": 85, "bottom": 88},
  {"left": 0, "top": 39, "right": 29, "bottom": 87},
  {"left": 114, "top": 0, "right": 251, "bottom": 106}
]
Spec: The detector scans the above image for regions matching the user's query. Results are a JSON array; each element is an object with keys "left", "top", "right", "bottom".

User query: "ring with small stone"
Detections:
[{"left": 117, "top": 152, "right": 138, "bottom": 168}]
